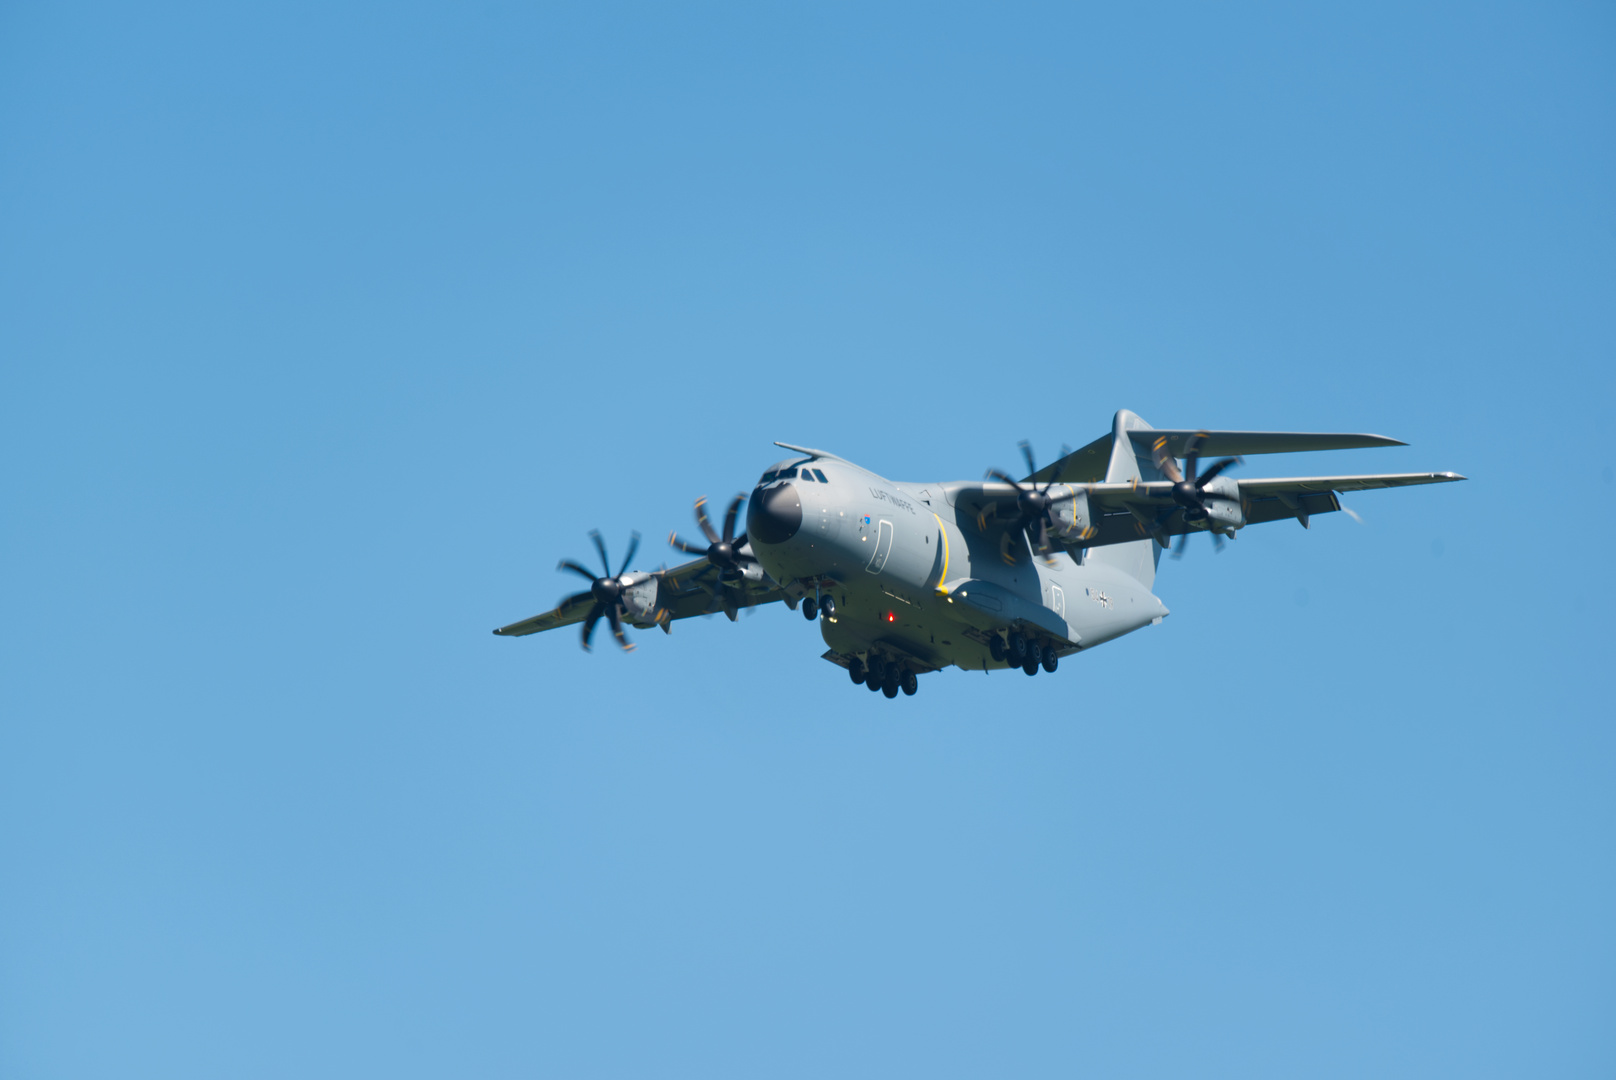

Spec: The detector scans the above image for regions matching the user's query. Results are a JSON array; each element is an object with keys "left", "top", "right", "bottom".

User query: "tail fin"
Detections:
[{"left": 1083, "top": 409, "right": 1164, "bottom": 588}]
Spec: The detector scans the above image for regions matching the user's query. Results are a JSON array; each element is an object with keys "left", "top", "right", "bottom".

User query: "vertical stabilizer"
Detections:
[{"left": 1083, "top": 409, "right": 1164, "bottom": 588}]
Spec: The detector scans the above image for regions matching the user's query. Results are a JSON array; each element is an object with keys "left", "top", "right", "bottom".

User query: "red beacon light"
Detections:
[{"left": 886, "top": 612, "right": 896, "bottom": 622}]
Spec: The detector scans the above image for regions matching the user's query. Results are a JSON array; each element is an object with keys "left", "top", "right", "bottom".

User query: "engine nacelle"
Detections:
[
  {"left": 1198, "top": 477, "right": 1246, "bottom": 530},
  {"left": 619, "top": 572, "right": 662, "bottom": 622},
  {"left": 1046, "top": 486, "right": 1094, "bottom": 542}
]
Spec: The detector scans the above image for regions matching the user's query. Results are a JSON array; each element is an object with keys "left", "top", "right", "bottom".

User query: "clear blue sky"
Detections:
[{"left": 3, "top": 3, "right": 1613, "bottom": 1076}]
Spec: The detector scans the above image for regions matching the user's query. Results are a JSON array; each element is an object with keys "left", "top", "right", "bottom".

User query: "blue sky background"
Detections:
[{"left": 3, "top": 2, "right": 1613, "bottom": 1076}]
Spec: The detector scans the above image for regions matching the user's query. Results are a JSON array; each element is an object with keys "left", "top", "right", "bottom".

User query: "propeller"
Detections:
[
  {"left": 983, "top": 440, "right": 1079, "bottom": 558},
  {"left": 1151, "top": 432, "right": 1243, "bottom": 558},
  {"left": 557, "top": 529, "right": 641, "bottom": 651},
  {"left": 668, "top": 494, "right": 758, "bottom": 619}
]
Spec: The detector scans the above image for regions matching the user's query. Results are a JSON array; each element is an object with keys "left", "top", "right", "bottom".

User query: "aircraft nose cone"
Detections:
[{"left": 747, "top": 483, "right": 802, "bottom": 545}]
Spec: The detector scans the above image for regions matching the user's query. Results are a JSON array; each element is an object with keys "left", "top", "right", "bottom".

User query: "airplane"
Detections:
[{"left": 494, "top": 409, "right": 1464, "bottom": 698}]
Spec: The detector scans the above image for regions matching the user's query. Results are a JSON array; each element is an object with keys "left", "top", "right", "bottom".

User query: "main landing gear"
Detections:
[
  {"left": 989, "top": 631, "right": 1060, "bottom": 677},
  {"left": 848, "top": 654, "right": 918, "bottom": 698}
]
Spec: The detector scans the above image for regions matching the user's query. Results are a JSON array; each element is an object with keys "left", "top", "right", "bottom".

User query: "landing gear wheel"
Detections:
[
  {"left": 1041, "top": 646, "right": 1058, "bottom": 673},
  {"left": 881, "top": 677, "right": 900, "bottom": 699},
  {"left": 1022, "top": 656, "right": 1040, "bottom": 676},
  {"left": 989, "top": 635, "right": 1006, "bottom": 662},
  {"left": 900, "top": 670, "right": 918, "bottom": 696},
  {"left": 848, "top": 659, "right": 866, "bottom": 684},
  {"left": 1008, "top": 633, "right": 1026, "bottom": 662},
  {"left": 866, "top": 669, "right": 883, "bottom": 691},
  {"left": 801, "top": 596, "right": 818, "bottom": 620},
  {"left": 820, "top": 596, "right": 836, "bottom": 620}
]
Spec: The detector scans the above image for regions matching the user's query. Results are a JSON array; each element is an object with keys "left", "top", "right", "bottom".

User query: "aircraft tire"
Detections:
[
  {"left": 989, "top": 636, "right": 1005, "bottom": 662},
  {"left": 881, "top": 679, "right": 900, "bottom": 699},
  {"left": 801, "top": 596, "right": 818, "bottom": 620},
  {"left": 1008, "top": 633, "right": 1026, "bottom": 662},
  {"left": 1022, "top": 657, "right": 1039, "bottom": 676},
  {"left": 1041, "top": 647, "right": 1058, "bottom": 673},
  {"left": 866, "top": 671, "right": 883, "bottom": 692},
  {"left": 900, "top": 670, "right": 918, "bottom": 696},
  {"left": 848, "top": 659, "right": 866, "bottom": 684}
]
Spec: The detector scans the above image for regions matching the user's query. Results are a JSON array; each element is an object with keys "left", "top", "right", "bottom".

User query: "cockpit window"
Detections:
[
  {"left": 759, "top": 471, "right": 776, "bottom": 484},
  {"left": 801, "top": 469, "right": 816, "bottom": 482},
  {"left": 812, "top": 468, "right": 828, "bottom": 483},
  {"left": 775, "top": 467, "right": 797, "bottom": 480}
]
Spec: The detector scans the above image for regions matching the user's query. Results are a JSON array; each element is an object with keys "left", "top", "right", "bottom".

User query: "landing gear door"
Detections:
[{"left": 865, "top": 519, "right": 895, "bottom": 574}]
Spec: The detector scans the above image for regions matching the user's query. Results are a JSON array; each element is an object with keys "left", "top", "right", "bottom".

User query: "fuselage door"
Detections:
[{"left": 865, "top": 519, "right": 895, "bottom": 574}]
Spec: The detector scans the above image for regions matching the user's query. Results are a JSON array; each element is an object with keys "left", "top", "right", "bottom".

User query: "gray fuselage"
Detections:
[{"left": 745, "top": 452, "right": 1168, "bottom": 676}]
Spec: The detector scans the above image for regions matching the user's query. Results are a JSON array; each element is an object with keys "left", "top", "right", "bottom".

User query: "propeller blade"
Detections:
[
  {"left": 580, "top": 603, "right": 604, "bottom": 650},
  {"left": 669, "top": 532, "right": 708, "bottom": 555},
  {"left": 607, "top": 604, "right": 633, "bottom": 650},
  {"left": 1171, "top": 531, "right": 1189, "bottom": 560},
  {"left": 1183, "top": 432, "right": 1208, "bottom": 483},
  {"left": 1213, "top": 531, "right": 1226, "bottom": 553},
  {"left": 985, "top": 468, "right": 1027, "bottom": 493},
  {"left": 590, "top": 530, "right": 611, "bottom": 577},
  {"left": 721, "top": 494, "right": 744, "bottom": 544},
  {"left": 1019, "top": 440, "right": 1038, "bottom": 478},
  {"left": 1195, "top": 456, "right": 1242, "bottom": 487},
  {"left": 615, "top": 530, "right": 641, "bottom": 577},
  {"left": 693, "top": 497, "right": 721, "bottom": 545},
  {"left": 1151, "top": 435, "right": 1185, "bottom": 484},
  {"left": 1042, "top": 444, "right": 1072, "bottom": 493},
  {"left": 559, "top": 559, "right": 599, "bottom": 583}
]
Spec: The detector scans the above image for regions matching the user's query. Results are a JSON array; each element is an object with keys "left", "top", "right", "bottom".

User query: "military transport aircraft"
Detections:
[{"left": 494, "top": 409, "right": 1463, "bottom": 698}]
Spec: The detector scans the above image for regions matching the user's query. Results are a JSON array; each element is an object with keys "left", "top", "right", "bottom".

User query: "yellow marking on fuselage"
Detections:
[{"left": 932, "top": 512, "right": 950, "bottom": 594}]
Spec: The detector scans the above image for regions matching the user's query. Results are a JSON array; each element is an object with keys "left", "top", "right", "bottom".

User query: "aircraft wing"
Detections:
[
  {"left": 1076, "top": 471, "right": 1465, "bottom": 542},
  {"left": 1235, "top": 472, "right": 1466, "bottom": 495},
  {"left": 655, "top": 554, "right": 787, "bottom": 624},
  {"left": 493, "top": 591, "right": 596, "bottom": 637},
  {"left": 493, "top": 553, "right": 785, "bottom": 639},
  {"left": 960, "top": 470, "right": 1465, "bottom": 549}
]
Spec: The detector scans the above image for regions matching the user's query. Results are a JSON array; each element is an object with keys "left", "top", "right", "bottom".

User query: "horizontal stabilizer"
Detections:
[{"left": 1127, "top": 430, "right": 1406, "bottom": 457}]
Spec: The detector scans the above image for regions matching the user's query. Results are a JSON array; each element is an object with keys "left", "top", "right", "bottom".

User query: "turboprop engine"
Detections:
[
  {"left": 617, "top": 572, "right": 664, "bottom": 623},
  {"left": 1194, "top": 474, "right": 1245, "bottom": 531},
  {"left": 1045, "top": 486, "right": 1095, "bottom": 544}
]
